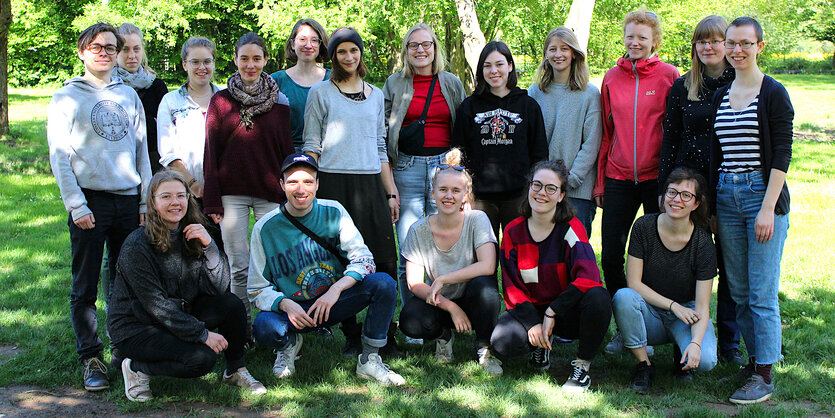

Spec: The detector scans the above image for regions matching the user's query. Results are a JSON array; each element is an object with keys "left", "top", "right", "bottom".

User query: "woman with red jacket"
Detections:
[{"left": 595, "top": 10, "right": 679, "bottom": 309}]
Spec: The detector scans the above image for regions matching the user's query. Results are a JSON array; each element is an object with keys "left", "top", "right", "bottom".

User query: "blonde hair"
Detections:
[
  {"left": 622, "top": 9, "right": 663, "bottom": 56},
  {"left": 116, "top": 23, "right": 155, "bottom": 74},
  {"left": 534, "top": 26, "right": 589, "bottom": 92},
  {"left": 431, "top": 148, "right": 473, "bottom": 207},
  {"left": 399, "top": 23, "right": 447, "bottom": 78},
  {"left": 684, "top": 15, "right": 729, "bottom": 101}
]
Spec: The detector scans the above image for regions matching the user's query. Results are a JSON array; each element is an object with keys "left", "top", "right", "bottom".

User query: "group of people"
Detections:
[{"left": 47, "top": 8, "right": 792, "bottom": 407}]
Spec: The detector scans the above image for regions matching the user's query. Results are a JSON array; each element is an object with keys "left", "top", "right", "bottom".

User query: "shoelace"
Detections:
[
  {"left": 739, "top": 375, "right": 761, "bottom": 391},
  {"left": 569, "top": 360, "right": 585, "bottom": 380},
  {"left": 273, "top": 350, "right": 290, "bottom": 371},
  {"left": 235, "top": 369, "right": 259, "bottom": 386},
  {"left": 85, "top": 358, "right": 107, "bottom": 376},
  {"left": 532, "top": 348, "right": 545, "bottom": 363}
]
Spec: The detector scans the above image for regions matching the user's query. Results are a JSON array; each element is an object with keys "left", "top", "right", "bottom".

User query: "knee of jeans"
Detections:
[
  {"left": 366, "top": 273, "right": 397, "bottom": 300},
  {"left": 697, "top": 349, "right": 718, "bottom": 371},
  {"left": 185, "top": 346, "right": 218, "bottom": 378},
  {"left": 612, "top": 288, "right": 640, "bottom": 313},
  {"left": 252, "top": 313, "right": 290, "bottom": 349},
  {"left": 468, "top": 276, "right": 501, "bottom": 303},
  {"left": 490, "top": 326, "right": 525, "bottom": 358}
]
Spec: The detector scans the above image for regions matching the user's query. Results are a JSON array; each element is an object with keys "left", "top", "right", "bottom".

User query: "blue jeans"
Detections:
[
  {"left": 567, "top": 197, "right": 596, "bottom": 238},
  {"left": 393, "top": 152, "right": 445, "bottom": 305},
  {"left": 252, "top": 273, "right": 397, "bottom": 350},
  {"left": 613, "top": 288, "right": 718, "bottom": 371},
  {"left": 716, "top": 171, "right": 788, "bottom": 365}
]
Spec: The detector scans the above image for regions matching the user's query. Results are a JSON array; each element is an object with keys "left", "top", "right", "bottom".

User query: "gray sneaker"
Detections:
[
  {"left": 223, "top": 367, "right": 267, "bottom": 395},
  {"left": 603, "top": 333, "right": 623, "bottom": 354},
  {"left": 729, "top": 374, "right": 774, "bottom": 404},
  {"left": 356, "top": 353, "right": 405, "bottom": 386},
  {"left": 435, "top": 333, "right": 454, "bottom": 363},
  {"left": 273, "top": 335, "right": 303, "bottom": 378}
]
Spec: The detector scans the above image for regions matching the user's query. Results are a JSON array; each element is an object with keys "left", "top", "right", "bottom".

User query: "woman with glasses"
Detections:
[
  {"left": 108, "top": 171, "right": 266, "bottom": 402},
  {"left": 203, "top": 32, "right": 293, "bottom": 341},
  {"left": 491, "top": 160, "right": 611, "bottom": 392},
  {"left": 612, "top": 166, "right": 718, "bottom": 395},
  {"left": 382, "top": 23, "right": 466, "bottom": 342},
  {"left": 711, "top": 17, "right": 793, "bottom": 405},
  {"left": 398, "top": 149, "right": 503, "bottom": 374},
  {"left": 528, "top": 26, "right": 602, "bottom": 237},
  {"left": 115, "top": 23, "right": 168, "bottom": 173},
  {"left": 658, "top": 15, "right": 743, "bottom": 366},
  {"left": 271, "top": 19, "right": 330, "bottom": 152},
  {"left": 452, "top": 41, "right": 548, "bottom": 241}
]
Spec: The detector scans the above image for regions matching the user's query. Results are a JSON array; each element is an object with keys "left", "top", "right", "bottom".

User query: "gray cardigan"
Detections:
[
  {"left": 528, "top": 82, "right": 602, "bottom": 201},
  {"left": 383, "top": 70, "right": 466, "bottom": 164}
]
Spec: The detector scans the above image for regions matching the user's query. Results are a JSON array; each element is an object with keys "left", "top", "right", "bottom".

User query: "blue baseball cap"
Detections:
[{"left": 281, "top": 152, "right": 318, "bottom": 174}]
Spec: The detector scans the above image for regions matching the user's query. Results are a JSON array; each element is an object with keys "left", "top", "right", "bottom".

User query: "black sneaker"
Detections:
[
  {"left": 672, "top": 344, "right": 694, "bottom": 381},
  {"left": 562, "top": 360, "right": 591, "bottom": 392},
  {"left": 380, "top": 322, "right": 402, "bottom": 358},
  {"left": 737, "top": 361, "right": 756, "bottom": 383},
  {"left": 529, "top": 346, "right": 550, "bottom": 370},
  {"left": 82, "top": 356, "right": 110, "bottom": 391},
  {"left": 720, "top": 348, "right": 747, "bottom": 366},
  {"left": 342, "top": 335, "right": 362, "bottom": 358},
  {"left": 110, "top": 347, "right": 124, "bottom": 370},
  {"left": 629, "top": 361, "right": 655, "bottom": 395}
]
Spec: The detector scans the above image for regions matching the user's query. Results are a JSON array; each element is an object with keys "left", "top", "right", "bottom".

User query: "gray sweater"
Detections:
[
  {"left": 528, "top": 82, "right": 602, "bottom": 201},
  {"left": 48, "top": 77, "right": 152, "bottom": 220},
  {"left": 302, "top": 81, "right": 388, "bottom": 174}
]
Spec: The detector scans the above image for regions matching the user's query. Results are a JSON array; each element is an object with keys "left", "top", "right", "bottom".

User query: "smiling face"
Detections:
[
  {"left": 234, "top": 43, "right": 267, "bottom": 85},
  {"left": 663, "top": 180, "right": 700, "bottom": 220},
  {"left": 78, "top": 32, "right": 119, "bottom": 77},
  {"left": 725, "top": 24, "right": 763, "bottom": 72},
  {"left": 694, "top": 35, "right": 726, "bottom": 69},
  {"left": 406, "top": 29, "right": 435, "bottom": 76},
  {"left": 293, "top": 24, "right": 322, "bottom": 64},
  {"left": 432, "top": 170, "right": 468, "bottom": 215},
  {"left": 546, "top": 38, "right": 574, "bottom": 74},
  {"left": 182, "top": 46, "right": 214, "bottom": 88},
  {"left": 281, "top": 167, "right": 319, "bottom": 215},
  {"left": 624, "top": 22, "right": 656, "bottom": 60},
  {"left": 117, "top": 33, "right": 143, "bottom": 73},
  {"left": 335, "top": 41, "right": 361, "bottom": 76},
  {"left": 153, "top": 180, "right": 189, "bottom": 229},
  {"left": 482, "top": 50, "right": 513, "bottom": 96},
  {"left": 528, "top": 168, "right": 564, "bottom": 217}
]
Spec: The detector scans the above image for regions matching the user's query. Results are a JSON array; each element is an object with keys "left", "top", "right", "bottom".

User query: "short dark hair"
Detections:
[
  {"left": 519, "top": 160, "right": 576, "bottom": 224},
  {"left": 329, "top": 27, "right": 368, "bottom": 82},
  {"left": 235, "top": 32, "right": 269, "bottom": 57},
  {"left": 474, "top": 41, "right": 518, "bottom": 96},
  {"left": 77, "top": 23, "right": 123, "bottom": 53},
  {"left": 285, "top": 19, "right": 330, "bottom": 64},
  {"left": 728, "top": 16, "right": 764, "bottom": 42},
  {"left": 662, "top": 166, "right": 709, "bottom": 226}
]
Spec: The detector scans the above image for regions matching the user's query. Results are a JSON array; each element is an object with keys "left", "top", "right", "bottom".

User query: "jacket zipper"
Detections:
[{"left": 632, "top": 61, "right": 639, "bottom": 184}]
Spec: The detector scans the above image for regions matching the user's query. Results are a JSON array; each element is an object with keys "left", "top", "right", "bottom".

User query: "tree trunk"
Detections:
[
  {"left": 564, "top": 0, "right": 595, "bottom": 53},
  {"left": 0, "top": 0, "right": 11, "bottom": 137},
  {"left": 453, "top": 0, "right": 485, "bottom": 77}
]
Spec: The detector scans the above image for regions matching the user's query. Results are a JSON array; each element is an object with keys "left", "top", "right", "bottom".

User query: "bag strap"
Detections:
[
  {"left": 417, "top": 75, "right": 438, "bottom": 124},
  {"left": 280, "top": 204, "right": 350, "bottom": 266}
]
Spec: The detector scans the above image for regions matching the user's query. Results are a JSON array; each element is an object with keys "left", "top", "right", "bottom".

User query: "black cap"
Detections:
[{"left": 281, "top": 153, "right": 318, "bottom": 174}]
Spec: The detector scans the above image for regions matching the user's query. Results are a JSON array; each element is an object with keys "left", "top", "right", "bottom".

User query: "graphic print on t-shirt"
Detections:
[
  {"left": 91, "top": 100, "right": 130, "bottom": 141},
  {"left": 291, "top": 262, "right": 338, "bottom": 299},
  {"left": 474, "top": 108, "right": 522, "bottom": 144}
]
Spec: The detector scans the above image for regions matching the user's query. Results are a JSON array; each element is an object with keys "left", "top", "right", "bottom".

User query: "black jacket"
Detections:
[{"left": 136, "top": 78, "right": 168, "bottom": 172}]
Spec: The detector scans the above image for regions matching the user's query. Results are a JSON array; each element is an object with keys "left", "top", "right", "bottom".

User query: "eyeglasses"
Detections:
[
  {"left": 186, "top": 58, "right": 215, "bottom": 67},
  {"left": 530, "top": 180, "right": 560, "bottom": 195},
  {"left": 155, "top": 192, "right": 190, "bottom": 202},
  {"left": 407, "top": 41, "right": 434, "bottom": 51},
  {"left": 438, "top": 164, "right": 464, "bottom": 171},
  {"left": 665, "top": 188, "right": 695, "bottom": 202},
  {"left": 294, "top": 37, "right": 321, "bottom": 46},
  {"left": 86, "top": 43, "right": 118, "bottom": 55},
  {"left": 695, "top": 39, "right": 723, "bottom": 48},
  {"left": 724, "top": 40, "right": 757, "bottom": 50}
]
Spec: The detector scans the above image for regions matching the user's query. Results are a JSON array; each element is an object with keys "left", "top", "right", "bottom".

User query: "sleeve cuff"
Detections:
[
  {"left": 71, "top": 205, "right": 92, "bottom": 221},
  {"left": 345, "top": 271, "right": 363, "bottom": 281},
  {"left": 507, "top": 301, "right": 541, "bottom": 331}
]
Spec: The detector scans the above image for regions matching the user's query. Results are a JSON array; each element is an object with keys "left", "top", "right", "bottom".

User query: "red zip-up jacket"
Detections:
[{"left": 594, "top": 56, "right": 679, "bottom": 197}]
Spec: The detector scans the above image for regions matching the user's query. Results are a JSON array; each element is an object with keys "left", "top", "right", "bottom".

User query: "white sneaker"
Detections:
[
  {"left": 604, "top": 332, "right": 624, "bottom": 354},
  {"left": 404, "top": 336, "right": 424, "bottom": 345},
  {"left": 273, "top": 335, "right": 303, "bottom": 378},
  {"left": 223, "top": 367, "right": 267, "bottom": 395},
  {"left": 356, "top": 353, "right": 405, "bottom": 386},
  {"left": 477, "top": 348, "right": 503, "bottom": 376},
  {"left": 435, "top": 333, "right": 454, "bottom": 363},
  {"left": 121, "top": 358, "right": 152, "bottom": 402}
]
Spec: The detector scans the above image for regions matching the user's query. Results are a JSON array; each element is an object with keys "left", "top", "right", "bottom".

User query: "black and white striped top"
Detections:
[{"left": 714, "top": 91, "right": 761, "bottom": 173}]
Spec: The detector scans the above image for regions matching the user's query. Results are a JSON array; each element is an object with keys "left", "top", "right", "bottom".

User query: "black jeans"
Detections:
[
  {"left": 600, "top": 178, "right": 659, "bottom": 297},
  {"left": 490, "top": 287, "right": 612, "bottom": 361},
  {"left": 714, "top": 234, "right": 740, "bottom": 351},
  {"left": 473, "top": 193, "right": 526, "bottom": 242},
  {"left": 116, "top": 292, "right": 246, "bottom": 377},
  {"left": 69, "top": 190, "right": 139, "bottom": 361},
  {"left": 399, "top": 275, "right": 502, "bottom": 348}
]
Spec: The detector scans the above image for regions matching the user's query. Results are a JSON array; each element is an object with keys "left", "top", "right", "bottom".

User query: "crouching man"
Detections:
[{"left": 247, "top": 153, "right": 405, "bottom": 386}]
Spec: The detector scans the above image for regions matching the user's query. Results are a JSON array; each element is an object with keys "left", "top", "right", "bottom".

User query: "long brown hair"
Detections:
[
  {"left": 684, "top": 15, "right": 729, "bottom": 101},
  {"left": 144, "top": 170, "right": 207, "bottom": 257},
  {"left": 534, "top": 27, "right": 589, "bottom": 92},
  {"left": 519, "top": 160, "right": 576, "bottom": 224}
]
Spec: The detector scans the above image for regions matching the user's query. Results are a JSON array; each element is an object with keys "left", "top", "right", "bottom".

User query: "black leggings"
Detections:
[
  {"left": 399, "top": 275, "right": 501, "bottom": 348},
  {"left": 490, "top": 286, "right": 611, "bottom": 361},
  {"left": 116, "top": 291, "right": 246, "bottom": 377}
]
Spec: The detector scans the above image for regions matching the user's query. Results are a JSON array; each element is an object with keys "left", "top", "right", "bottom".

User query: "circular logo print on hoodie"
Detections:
[{"left": 91, "top": 100, "right": 130, "bottom": 141}]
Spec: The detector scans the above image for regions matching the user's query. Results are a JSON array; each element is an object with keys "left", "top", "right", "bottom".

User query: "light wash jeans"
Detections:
[
  {"left": 219, "top": 195, "right": 280, "bottom": 330},
  {"left": 716, "top": 171, "right": 788, "bottom": 365},
  {"left": 613, "top": 288, "right": 718, "bottom": 371},
  {"left": 393, "top": 152, "right": 445, "bottom": 305}
]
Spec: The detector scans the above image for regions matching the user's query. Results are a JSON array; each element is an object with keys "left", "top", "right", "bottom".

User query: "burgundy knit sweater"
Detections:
[{"left": 202, "top": 90, "right": 293, "bottom": 216}]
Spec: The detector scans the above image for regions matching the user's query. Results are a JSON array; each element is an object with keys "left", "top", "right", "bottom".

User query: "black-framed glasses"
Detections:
[
  {"left": 86, "top": 43, "right": 118, "bottom": 55},
  {"left": 724, "top": 40, "right": 757, "bottom": 50},
  {"left": 155, "top": 192, "right": 190, "bottom": 202},
  {"left": 407, "top": 41, "right": 434, "bottom": 51},
  {"left": 438, "top": 164, "right": 464, "bottom": 171},
  {"left": 665, "top": 188, "right": 695, "bottom": 202},
  {"left": 530, "top": 180, "right": 560, "bottom": 195},
  {"left": 186, "top": 58, "right": 215, "bottom": 67},
  {"left": 695, "top": 39, "right": 724, "bottom": 48}
]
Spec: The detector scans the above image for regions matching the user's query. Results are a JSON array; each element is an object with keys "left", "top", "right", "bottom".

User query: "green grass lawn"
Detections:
[{"left": 1, "top": 77, "right": 834, "bottom": 416}]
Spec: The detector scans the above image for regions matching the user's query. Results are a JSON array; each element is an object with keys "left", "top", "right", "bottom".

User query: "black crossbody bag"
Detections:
[
  {"left": 280, "top": 204, "right": 350, "bottom": 266},
  {"left": 398, "top": 75, "right": 438, "bottom": 155}
]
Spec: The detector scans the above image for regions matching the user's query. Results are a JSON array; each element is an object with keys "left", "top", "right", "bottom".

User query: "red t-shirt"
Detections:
[{"left": 403, "top": 74, "right": 451, "bottom": 149}]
